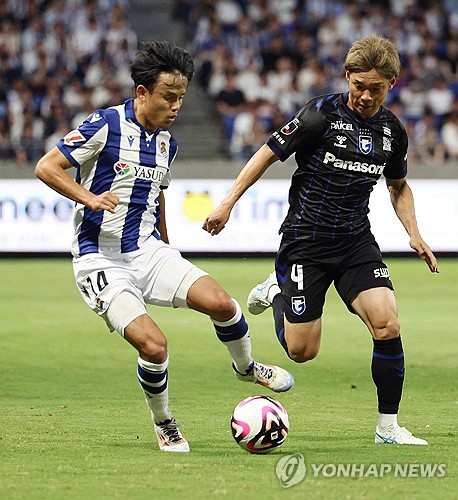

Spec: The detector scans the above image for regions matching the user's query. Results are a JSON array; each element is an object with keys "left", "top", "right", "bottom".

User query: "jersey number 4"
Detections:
[{"left": 291, "top": 264, "right": 304, "bottom": 291}]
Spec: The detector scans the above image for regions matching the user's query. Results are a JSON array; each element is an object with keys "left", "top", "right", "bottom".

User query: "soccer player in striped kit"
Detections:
[
  {"left": 35, "top": 41, "right": 293, "bottom": 453},
  {"left": 203, "top": 36, "right": 438, "bottom": 445}
]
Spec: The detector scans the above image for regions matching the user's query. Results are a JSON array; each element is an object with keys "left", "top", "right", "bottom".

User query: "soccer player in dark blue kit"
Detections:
[{"left": 203, "top": 35, "right": 439, "bottom": 445}]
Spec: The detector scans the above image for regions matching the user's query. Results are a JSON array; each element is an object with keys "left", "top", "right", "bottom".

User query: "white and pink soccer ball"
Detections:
[{"left": 231, "top": 395, "right": 289, "bottom": 453}]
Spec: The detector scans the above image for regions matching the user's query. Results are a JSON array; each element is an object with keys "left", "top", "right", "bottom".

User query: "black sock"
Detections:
[
  {"left": 371, "top": 336, "right": 405, "bottom": 414},
  {"left": 272, "top": 294, "right": 290, "bottom": 355}
]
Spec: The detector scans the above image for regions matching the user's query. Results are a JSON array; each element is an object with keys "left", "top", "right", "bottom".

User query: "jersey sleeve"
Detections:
[
  {"left": 266, "top": 99, "right": 326, "bottom": 161},
  {"left": 383, "top": 121, "right": 408, "bottom": 179},
  {"left": 57, "top": 111, "right": 108, "bottom": 168}
]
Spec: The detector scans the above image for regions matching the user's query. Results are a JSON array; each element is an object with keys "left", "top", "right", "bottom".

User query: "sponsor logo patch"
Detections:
[
  {"left": 113, "top": 161, "right": 130, "bottom": 176},
  {"left": 133, "top": 165, "right": 166, "bottom": 181},
  {"left": 374, "top": 267, "right": 390, "bottom": 278},
  {"left": 334, "top": 135, "right": 347, "bottom": 148},
  {"left": 323, "top": 151, "right": 385, "bottom": 175},
  {"left": 331, "top": 121, "right": 354, "bottom": 131},
  {"left": 63, "top": 130, "right": 85, "bottom": 146}
]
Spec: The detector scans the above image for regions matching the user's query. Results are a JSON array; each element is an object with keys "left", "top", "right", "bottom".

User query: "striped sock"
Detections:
[
  {"left": 212, "top": 298, "right": 253, "bottom": 373},
  {"left": 137, "top": 356, "right": 172, "bottom": 423}
]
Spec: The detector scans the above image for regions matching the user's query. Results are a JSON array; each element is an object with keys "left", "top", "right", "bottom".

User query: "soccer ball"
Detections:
[{"left": 231, "top": 395, "right": 289, "bottom": 454}]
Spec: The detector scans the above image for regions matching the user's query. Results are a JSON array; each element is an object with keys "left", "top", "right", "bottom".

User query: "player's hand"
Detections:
[
  {"left": 87, "top": 191, "right": 120, "bottom": 214},
  {"left": 410, "top": 237, "right": 439, "bottom": 273},
  {"left": 202, "top": 206, "right": 230, "bottom": 236}
]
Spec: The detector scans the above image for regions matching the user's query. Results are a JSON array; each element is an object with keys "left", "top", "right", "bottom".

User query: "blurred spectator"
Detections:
[
  {"left": 44, "top": 118, "right": 71, "bottom": 153},
  {"left": 399, "top": 79, "right": 428, "bottom": 123},
  {"left": 72, "top": 16, "right": 102, "bottom": 59},
  {"left": 11, "top": 109, "right": 45, "bottom": 165},
  {"left": 215, "top": 69, "right": 247, "bottom": 153},
  {"left": 229, "top": 100, "right": 266, "bottom": 161},
  {"left": 426, "top": 76, "right": 455, "bottom": 131},
  {"left": 0, "top": 115, "right": 13, "bottom": 160},
  {"left": 411, "top": 110, "right": 445, "bottom": 166},
  {"left": 441, "top": 108, "right": 458, "bottom": 160},
  {"left": 215, "top": 0, "right": 244, "bottom": 33}
]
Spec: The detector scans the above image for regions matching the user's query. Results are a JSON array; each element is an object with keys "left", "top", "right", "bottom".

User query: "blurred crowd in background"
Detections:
[
  {"left": 174, "top": 0, "right": 458, "bottom": 163},
  {"left": 0, "top": 0, "right": 457, "bottom": 167},
  {"left": 0, "top": 0, "right": 137, "bottom": 166}
]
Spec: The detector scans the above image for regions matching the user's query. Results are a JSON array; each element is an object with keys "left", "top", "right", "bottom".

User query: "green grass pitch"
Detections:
[{"left": 0, "top": 257, "right": 456, "bottom": 499}]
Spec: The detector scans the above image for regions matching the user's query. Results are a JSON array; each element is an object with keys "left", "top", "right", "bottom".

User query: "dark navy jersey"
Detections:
[{"left": 267, "top": 93, "right": 408, "bottom": 246}]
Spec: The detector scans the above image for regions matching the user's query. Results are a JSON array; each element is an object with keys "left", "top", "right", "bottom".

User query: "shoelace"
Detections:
[
  {"left": 158, "top": 420, "right": 183, "bottom": 443},
  {"left": 255, "top": 364, "right": 274, "bottom": 380}
]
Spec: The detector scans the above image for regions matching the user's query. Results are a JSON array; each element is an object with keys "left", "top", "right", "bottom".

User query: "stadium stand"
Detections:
[
  {"left": 0, "top": 0, "right": 457, "bottom": 173},
  {"left": 173, "top": 0, "right": 458, "bottom": 163},
  {"left": 0, "top": 0, "right": 137, "bottom": 168}
]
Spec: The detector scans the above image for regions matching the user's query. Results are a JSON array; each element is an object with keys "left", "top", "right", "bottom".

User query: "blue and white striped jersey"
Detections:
[{"left": 57, "top": 99, "right": 178, "bottom": 257}]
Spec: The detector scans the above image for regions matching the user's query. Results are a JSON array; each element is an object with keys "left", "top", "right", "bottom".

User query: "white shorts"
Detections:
[{"left": 73, "top": 238, "right": 208, "bottom": 332}]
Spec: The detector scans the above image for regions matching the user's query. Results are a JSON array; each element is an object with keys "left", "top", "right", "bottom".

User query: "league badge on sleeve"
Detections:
[
  {"left": 64, "top": 130, "right": 86, "bottom": 146},
  {"left": 281, "top": 117, "right": 300, "bottom": 136}
]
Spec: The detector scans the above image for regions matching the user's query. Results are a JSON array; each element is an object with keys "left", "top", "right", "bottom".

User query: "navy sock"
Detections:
[
  {"left": 371, "top": 336, "right": 405, "bottom": 414},
  {"left": 272, "top": 294, "right": 289, "bottom": 355}
]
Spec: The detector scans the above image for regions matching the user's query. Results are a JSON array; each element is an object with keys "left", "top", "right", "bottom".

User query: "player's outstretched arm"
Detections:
[
  {"left": 35, "top": 147, "right": 119, "bottom": 213},
  {"left": 202, "top": 144, "right": 279, "bottom": 236},
  {"left": 386, "top": 177, "right": 439, "bottom": 273}
]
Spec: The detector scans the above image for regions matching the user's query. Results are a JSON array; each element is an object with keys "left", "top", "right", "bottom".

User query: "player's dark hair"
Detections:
[
  {"left": 130, "top": 41, "right": 194, "bottom": 90},
  {"left": 344, "top": 35, "right": 401, "bottom": 79}
]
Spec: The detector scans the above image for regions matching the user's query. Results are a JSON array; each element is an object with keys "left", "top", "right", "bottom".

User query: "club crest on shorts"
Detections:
[
  {"left": 291, "top": 296, "right": 306, "bottom": 315},
  {"left": 358, "top": 131, "right": 372, "bottom": 154}
]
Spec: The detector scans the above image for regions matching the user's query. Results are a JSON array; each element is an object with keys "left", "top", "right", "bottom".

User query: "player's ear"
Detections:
[
  {"left": 345, "top": 70, "right": 350, "bottom": 82},
  {"left": 388, "top": 77, "right": 397, "bottom": 90},
  {"left": 136, "top": 85, "right": 148, "bottom": 101}
]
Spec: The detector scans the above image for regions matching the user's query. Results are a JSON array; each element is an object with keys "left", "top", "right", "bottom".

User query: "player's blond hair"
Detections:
[{"left": 344, "top": 35, "right": 401, "bottom": 79}]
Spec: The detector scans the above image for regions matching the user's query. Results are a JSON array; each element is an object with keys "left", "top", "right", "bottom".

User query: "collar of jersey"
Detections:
[{"left": 341, "top": 92, "right": 383, "bottom": 125}]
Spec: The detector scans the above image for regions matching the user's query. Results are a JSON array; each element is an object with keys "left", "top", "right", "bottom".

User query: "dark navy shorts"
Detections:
[{"left": 275, "top": 234, "right": 393, "bottom": 324}]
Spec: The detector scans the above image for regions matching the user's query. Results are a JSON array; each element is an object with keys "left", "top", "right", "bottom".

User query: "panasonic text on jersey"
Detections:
[{"left": 323, "top": 151, "right": 385, "bottom": 175}]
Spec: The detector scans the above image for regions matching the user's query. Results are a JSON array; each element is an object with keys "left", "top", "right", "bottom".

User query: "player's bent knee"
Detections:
[
  {"left": 205, "top": 291, "right": 235, "bottom": 321},
  {"left": 372, "top": 318, "right": 400, "bottom": 340},
  {"left": 137, "top": 338, "right": 168, "bottom": 363},
  {"left": 288, "top": 346, "right": 319, "bottom": 363}
]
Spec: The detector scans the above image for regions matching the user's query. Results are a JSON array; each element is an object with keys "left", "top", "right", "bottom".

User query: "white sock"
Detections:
[
  {"left": 267, "top": 284, "right": 281, "bottom": 303},
  {"left": 212, "top": 299, "right": 253, "bottom": 373},
  {"left": 225, "top": 332, "right": 254, "bottom": 373},
  {"left": 378, "top": 413, "right": 398, "bottom": 431},
  {"left": 137, "top": 356, "right": 172, "bottom": 423}
]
